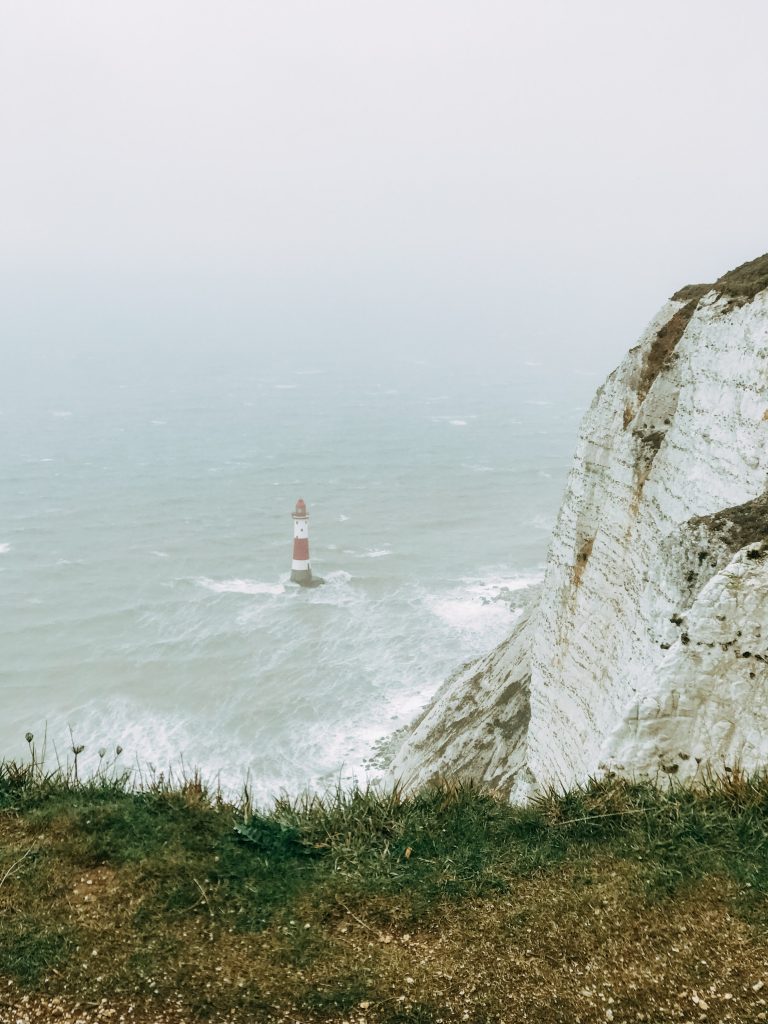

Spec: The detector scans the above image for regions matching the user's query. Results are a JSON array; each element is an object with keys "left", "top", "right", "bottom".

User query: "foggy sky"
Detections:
[{"left": 2, "top": 1, "right": 768, "bottom": 372}]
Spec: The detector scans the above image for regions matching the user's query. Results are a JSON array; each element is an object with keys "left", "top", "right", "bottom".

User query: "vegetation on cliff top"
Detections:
[
  {"left": 2, "top": 753, "right": 768, "bottom": 1023},
  {"left": 671, "top": 251, "right": 768, "bottom": 306}
]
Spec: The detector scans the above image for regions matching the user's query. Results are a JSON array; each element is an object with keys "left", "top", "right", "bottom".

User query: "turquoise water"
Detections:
[{"left": 1, "top": 347, "right": 597, "bottom": 801}]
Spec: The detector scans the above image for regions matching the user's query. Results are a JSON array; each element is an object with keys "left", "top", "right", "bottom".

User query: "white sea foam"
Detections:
[
  {"left": 450, "top": 419, "right": 467, "bottom": 426},
  {"left": 321, "top": 569, "right": 352, "bottom": 584},
  {"left": 50, "top": 410, "right": 72, "bottom": 417},
  {"left": 475, "top": 573, "right": 543, "bottom": 594},
  {"left": 339, "top": 514, "right": 350, "bottom": 521},
  {"left": 6, "top": 564, "right": 543, "bottom": 803},
  {"left": 428, "top": 594, "right": 519, "bottom": 636},
  {"left": 427, "top": 573, "right": 543, "bottom": 639},
  {"left": 198, "top": 578, "right": 286, "bottom": 596},
  {"left": 151, "top": 551, "right": 169, "bottom": 559},
  {"left": 306, "top": 570, "right": 355, "bottom": 608},
  {"left": 383, "top": 684, "right": 439, "bottom": 725},
  {"left": 274, "top": 384, "right": 298, "bottom": 390},
  {"left": 361, "top": 548, "right": 391, "bottom": 558},
  {"left": 0, "top": 543, "right": 10, "bottom": 554},
  {"left": 53, "top": 699, "right": 203, "bottom": 787}
]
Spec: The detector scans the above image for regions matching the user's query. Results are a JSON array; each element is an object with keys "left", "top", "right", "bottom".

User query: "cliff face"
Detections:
[{"left": 391, "top": 255, "right": 768, "bottom": 797}]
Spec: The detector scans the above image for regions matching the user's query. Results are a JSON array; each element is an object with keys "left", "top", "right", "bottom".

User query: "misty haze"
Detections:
[{"left": 2, "top": 3, "right": 768, "bottom": 1022}]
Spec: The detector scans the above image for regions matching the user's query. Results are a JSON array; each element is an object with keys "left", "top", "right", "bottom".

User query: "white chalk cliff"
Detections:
[{"left": 391, "top": 255, "right": 768, "bottom": 798}]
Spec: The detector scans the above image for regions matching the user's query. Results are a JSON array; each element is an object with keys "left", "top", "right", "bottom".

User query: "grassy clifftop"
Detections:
[
  {"left": 1, "top": 758, "right": 768, "bottom": 1023},
  {"left": 671, "top": 251, "right": 768, "bottom": 306}
]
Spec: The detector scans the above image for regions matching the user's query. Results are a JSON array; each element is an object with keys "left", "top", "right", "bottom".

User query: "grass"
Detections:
[
  {"left": 671, "top": 251, "right": 768, "bottom": 307},
  {"left": 714, "top": 252, "right": 768, "bottom": 305},
  {"left": 2, "top": 754, "right": 768, "bottom": 1022}
]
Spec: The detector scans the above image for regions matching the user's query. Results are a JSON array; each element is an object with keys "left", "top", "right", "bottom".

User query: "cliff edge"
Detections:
[{"left": 391, "top": 254, "right": 768, "bottom": 798}]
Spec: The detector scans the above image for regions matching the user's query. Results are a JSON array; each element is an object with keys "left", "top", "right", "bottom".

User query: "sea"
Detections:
[{"left": 0, "top": 345, "right": 600, "bottom": 804}]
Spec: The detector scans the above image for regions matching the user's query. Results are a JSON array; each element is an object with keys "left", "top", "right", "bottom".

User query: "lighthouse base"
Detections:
[{"left": 290, "top": 568, "right": 325, "bottom": 588}]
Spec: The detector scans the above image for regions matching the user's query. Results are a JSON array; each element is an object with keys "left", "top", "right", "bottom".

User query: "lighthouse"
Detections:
[{"left": 290, "top": 498, "right": 322, "bottom": 587}]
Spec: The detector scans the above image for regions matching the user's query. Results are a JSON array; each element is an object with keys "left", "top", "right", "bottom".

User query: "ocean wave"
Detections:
[
  {"left": 450, "top": 419, "right": 467, "bottom": 426},
  {"left": 6, "top": 566, "right": 536, "bottom": 804},
  {"left": 319, "top": 569, "right": 352, "bottom": 584},
  {"left": 44, "top": 699, "right": 201, "bottom": 786},
  {"left": 305, "top": 569, "right": 355, "bottom": 607},
  {"left": 0, "top": 543, "right": 10, "bottom": 554},
  {"left": 360, "top": 548, "right": 391, "bottom": 558},
  {"left": 427, "top": 594, "right": 521, "bottom": 635},
  {"left": 466, "top": 572, "right": 544, "bottom": 596},
  {"left": 426, "top": 572, "right": 543, "bottom": 638},
  {"left": 197, "top": 577, "right": 286, "bottom": 596}
]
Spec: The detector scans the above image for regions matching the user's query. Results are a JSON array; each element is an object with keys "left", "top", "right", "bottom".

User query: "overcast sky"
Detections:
[{"left": 2, "top": 1, "right": 767, "bottom": 371}]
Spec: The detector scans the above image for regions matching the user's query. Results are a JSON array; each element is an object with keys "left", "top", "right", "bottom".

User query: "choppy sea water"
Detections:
[{"left": 1, "top": 348, "right": 598, "bottom": 802}]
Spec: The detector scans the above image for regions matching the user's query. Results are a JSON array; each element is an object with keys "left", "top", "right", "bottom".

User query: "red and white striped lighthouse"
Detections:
[{"left": 290, "top": 498, "right": 314, "bottom": 586}]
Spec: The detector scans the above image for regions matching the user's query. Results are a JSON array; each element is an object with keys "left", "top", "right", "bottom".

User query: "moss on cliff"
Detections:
[{"left": 692, "top": 490, "right": 768, "bottom": 557}]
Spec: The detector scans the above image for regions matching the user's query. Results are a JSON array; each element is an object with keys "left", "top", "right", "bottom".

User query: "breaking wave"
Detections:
[{"left": 197, "top": 578, "right": 286, "bottom": 596}]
